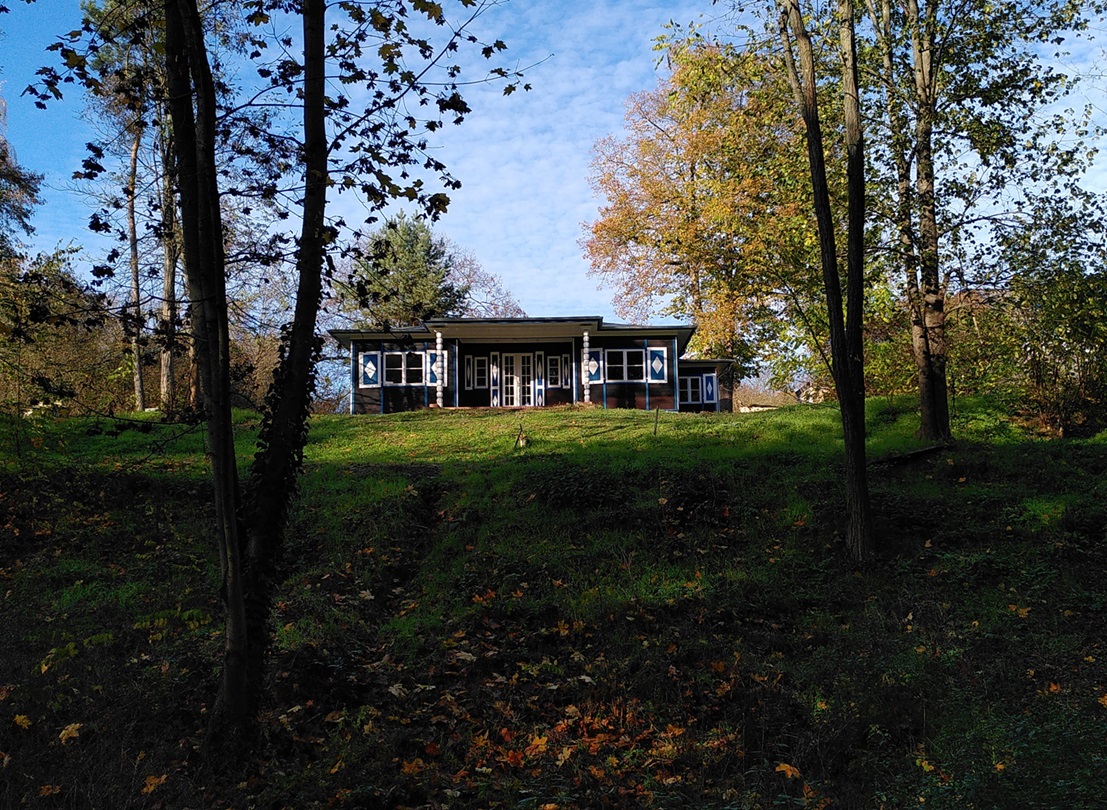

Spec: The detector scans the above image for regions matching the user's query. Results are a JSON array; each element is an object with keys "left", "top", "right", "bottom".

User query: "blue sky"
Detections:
[
  {"left": 0, "top": 0, "right": 721, "bottom": 322},
  {"left": 3, "top": 2, "right": 1105, "bottom": 323}
]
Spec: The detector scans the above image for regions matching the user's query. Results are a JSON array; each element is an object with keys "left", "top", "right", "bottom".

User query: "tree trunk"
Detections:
[
  {"left": 838, "top": 0, "right": 872, "bottom": 561},
  {"left": 127, "top": 125, "right": 146, "bottom": 412},
  {"left": 165, "top": 0, "right": 249, "bottom": 748},
  {"left": 906, "top": 0, "right": 951, "bottom": 441},
  {"left": 242, "top": 0, "right": 329, "bottom": 714},
  {"left": 778, "top": 0, "right": 872, "bottom": 561},
  {"left": 159, "top": 121, "right": 179, "bottom": 413}
]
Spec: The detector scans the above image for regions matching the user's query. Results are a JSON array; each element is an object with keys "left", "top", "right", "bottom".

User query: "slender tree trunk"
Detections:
[
  {"left": 242, "top": 0, "right": 329, "bottom": 712},
  {"left": 165, "top": 0, "right": 249, "bottom": 747},
  {"left": 906, "top": 0, "right": 951, "bottom": 441},
  {"left": 838, "top": 0, "right": 872, "bottom": 560},
  {"left": 127, "top": 125, "right": 146, "bottom": 412},
  {"left": 778, "top": 0, "right": 872, "bottom": 560},
  {"left": 160, "top": 121, "right": 179, "bottom": 412}
]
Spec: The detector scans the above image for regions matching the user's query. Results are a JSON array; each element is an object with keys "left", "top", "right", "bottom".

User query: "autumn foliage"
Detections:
[{"left": 584, "top": 39, "right": 840, "bottom": 377}]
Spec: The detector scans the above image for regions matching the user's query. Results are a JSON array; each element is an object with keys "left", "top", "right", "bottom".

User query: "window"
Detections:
[
  {"left": 547, "top": 355, "right": 562, "bottom": 388},
  {"left": 681, "top": 376, "right": 702, "bottom": 404},
  {"left": 605, "top": 349, "right": 646, "bottom": 382},
  {"left": 474, "top": 356, "right": 488, "bottom": 389},
  {"left": 384, "top": 351, "right": 425, "bottom": 385}
]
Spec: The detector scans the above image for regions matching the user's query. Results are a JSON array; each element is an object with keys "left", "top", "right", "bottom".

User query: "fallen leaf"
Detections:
[
  {"left": 39, "top": 785, "right": 61, "bottom": 797},
  {"left": 13, "top": 715, "right": 30, "bottom": 730},
  {"left": 776, "top": 762, "right": 801, "bottom": 779},
  {"left": 58, "top": 723, "right": 81, "bottom": 744},
  {"left": 141, "top": 774, "right": 166, "bottom": 795}
]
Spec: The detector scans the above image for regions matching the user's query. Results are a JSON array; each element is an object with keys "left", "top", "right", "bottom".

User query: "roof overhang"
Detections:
[{"left": 330, "top": 316, "right": 697, "bottom": 354}]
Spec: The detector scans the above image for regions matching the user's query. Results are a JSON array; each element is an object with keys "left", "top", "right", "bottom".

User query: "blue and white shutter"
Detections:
[
  {"left": 490, "top": 352, "right": 501, "bottom": 407},
  {"left": 586, "top": 350, "right": 603, "bottom": 383},
  {"left": 428, "top": 350, "right": 448, "bottom": 386},
  {"left": 358, "top": 351, "right": 381, "bottom": 387},
  {"left": 647, "top": 348, "right": 667, "bottom": 383},
  {"left": 704, "top": 373, "right": 718, "bottom": 405},
  {"left": 535, "top": 351, "right": 545, "bottom": 406},
  {"left": 464, "top": 355, "right": 474, "bottom": 390}
]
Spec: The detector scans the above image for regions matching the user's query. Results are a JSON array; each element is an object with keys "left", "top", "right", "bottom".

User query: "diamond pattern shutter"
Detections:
[
  {"left": 359, "top": 351, "right": 381, "bottom": 387},
  {"left": 586, "top": 350, "right": 603, "bottom": 382},
  {"left": 490, "top": 352, "right": 501, "bottom": 407},
  {"left": 647, "top": 348, "right": 667, "bottom": 382}
]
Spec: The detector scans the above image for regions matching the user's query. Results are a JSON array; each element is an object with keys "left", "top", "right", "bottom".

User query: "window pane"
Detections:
[
  {"left": 607, "top": 350, "right": 625, "bottom": 381},
  {"left": 548, "top": 356, "right": 561, "bottom": 387},
  {"left": 475, "top": 357, "right": 488, "bottom": 388},
  {"left": 384, "top": 353, "right": 403, "bottom": 384},
  {"left": 626, "top": 351, "right": 645, "bottom": 381},
  {"left": 405, "top": 352, "right": 424, "bottom": 384}
]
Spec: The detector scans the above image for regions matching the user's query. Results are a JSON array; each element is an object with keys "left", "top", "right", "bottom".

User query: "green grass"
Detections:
[{"left": 2, "top": 400, "right": 1105, "bottom": 808}]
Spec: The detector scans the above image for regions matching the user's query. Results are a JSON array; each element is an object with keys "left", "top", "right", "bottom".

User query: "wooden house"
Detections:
[{"left": 329, "top": 316, "right": 731, "bottom": 414}]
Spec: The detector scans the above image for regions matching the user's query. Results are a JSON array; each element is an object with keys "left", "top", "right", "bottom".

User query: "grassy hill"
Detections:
[{"left": 2, "top": 401, "right": 1105, "bottom": 808}]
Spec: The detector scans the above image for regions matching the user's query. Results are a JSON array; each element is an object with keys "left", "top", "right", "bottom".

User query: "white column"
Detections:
[
  {"left": 435, "top": 331, "right": 444, "bottom": 408},
  {"left": 582, "top": 330, "right": 591, "bottom": 404}
]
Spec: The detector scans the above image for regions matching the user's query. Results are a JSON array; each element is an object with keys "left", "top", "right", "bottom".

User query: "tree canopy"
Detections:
[{"left": 584, "top": 38, "right": 836, "bottom": 378}]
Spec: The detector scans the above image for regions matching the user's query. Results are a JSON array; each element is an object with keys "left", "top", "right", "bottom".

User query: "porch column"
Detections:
[
  {"left": 582, "top": 331, "right": 591, "bottom": 404},
  {"left": 435, "top": 331, "right": 444, "bottom": 408}
]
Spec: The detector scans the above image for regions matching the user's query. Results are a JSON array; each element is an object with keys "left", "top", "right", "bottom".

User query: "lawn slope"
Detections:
[{"left": 2, "top": 401, "right": 1105, "bottom": 808}]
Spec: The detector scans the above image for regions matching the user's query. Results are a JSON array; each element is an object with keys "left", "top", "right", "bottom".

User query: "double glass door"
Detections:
[{"left": 501, "top": 353, "right": 534, "bottom": 407}]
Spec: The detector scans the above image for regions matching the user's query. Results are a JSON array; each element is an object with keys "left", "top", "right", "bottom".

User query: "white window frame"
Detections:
[
  {"left": 547, "top": 355, "right": 562, "bottom": 388},
  {"left": 383, "top": 351, "right": 426, "bottom": 386},
  {"left": 473, "top": 356, "right": 489, "bottom": 389},
  {"left": 681, "top": 376, "right": 702, "bottom": 404},
  {"left": 605, "top": 348, "right": 646, "bottom": 383}
]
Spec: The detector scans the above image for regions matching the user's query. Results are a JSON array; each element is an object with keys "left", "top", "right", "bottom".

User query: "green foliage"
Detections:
[
  {"left": 0, "top": 250, "right": 131, "bottom": 419},
  {"left": 344, "top": 211, "right": 469, "bottom": 329},
  {"left": 0, "top": 119, "right": 41, "bottom": 260}
]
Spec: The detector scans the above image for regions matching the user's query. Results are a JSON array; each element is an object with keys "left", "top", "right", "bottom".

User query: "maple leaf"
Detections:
[
  {"left": 13, "top": 715, "right": 30, "bottom": 730},
  {"left": 556, "top": 746, "right": 573, "bottom": 766},
  {"left": 775, "top": 762, "right": 801, "bottom": 779},
  {"left": 39, "top": 785, "right": 61, "bottom": 797},
  {"left": 401, "top": 758, "right": 425, "bottom": 775},
  {"left": 1098, "top": 693, "right": 1107, "bottom": 708},
  {"left": 58, "top": 723, "right": 81, "bottom": 744}
]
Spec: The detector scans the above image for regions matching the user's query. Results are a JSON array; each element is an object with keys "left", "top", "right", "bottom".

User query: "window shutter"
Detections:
[
  {"left": 704, "top": 373, "right": 717, "bottom": 404},
  {"left": 587, "top": 350, "right": 603, "bottom": 382},
  {"left": 535, "top": 351, "right": 545, "bottom": 406},
  {"left": 358, "top": 351, "right": 381, "bottom": 387},
  {"left": 647, "top": 348, "right": 667, "bottom": 382},
  {"left": 428, "top": 350, "right": 448, "bottom": 386},
  {"left": 464, "top": 355, "right": 473, "bottom": 390},
  {"left": 490, "top": 352, "right": 501, "bottom": 407}
]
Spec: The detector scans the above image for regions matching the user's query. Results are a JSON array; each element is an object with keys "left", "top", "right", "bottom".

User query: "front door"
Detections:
[{"left": 501, "top": 353, "right": 534, "bottom": 407}]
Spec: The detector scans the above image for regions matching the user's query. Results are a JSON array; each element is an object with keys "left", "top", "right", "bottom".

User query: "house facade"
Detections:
[{"left": 330, "top": 316, "right": 731, "bottom": 415}]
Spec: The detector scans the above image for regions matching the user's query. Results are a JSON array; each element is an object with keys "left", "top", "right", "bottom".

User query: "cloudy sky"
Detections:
[
  {"left": 4, "top": 1, "right": 1105, "bottom": 324},
  {"left": 0, "top": 0, "right": 732, "bottom": 322}
]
